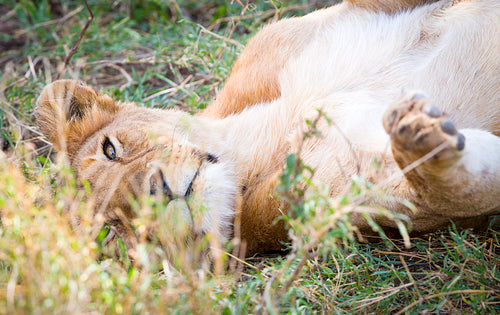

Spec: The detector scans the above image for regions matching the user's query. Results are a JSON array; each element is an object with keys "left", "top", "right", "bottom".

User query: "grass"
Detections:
[{"left": 0, "top": 0, "right": 499, "bottom": 313}]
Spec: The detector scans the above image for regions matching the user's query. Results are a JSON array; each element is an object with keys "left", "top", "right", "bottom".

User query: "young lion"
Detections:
[{"left": 35, "top": 0, "right": 500, "bottom": 255}]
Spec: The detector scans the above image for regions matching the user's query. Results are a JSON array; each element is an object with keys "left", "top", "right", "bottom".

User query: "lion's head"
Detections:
[{"left": 35, "top": 80, "right": 237, "bottom": 249}]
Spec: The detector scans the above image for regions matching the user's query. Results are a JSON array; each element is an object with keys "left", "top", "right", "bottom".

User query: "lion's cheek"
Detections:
[
  {"left": 195, "top": 165, "right": 238, "bottom": 240},
  {"left": 80, "top": 157, "right": 93, "bottom": 173},
  {"left": 79, "top": 161, "right": 145, "bottom": 219}
]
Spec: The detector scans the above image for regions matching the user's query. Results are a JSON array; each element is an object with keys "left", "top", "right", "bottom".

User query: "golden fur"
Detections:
[{"left": 35, "top": 0, "right": 500, "bottom": 255}]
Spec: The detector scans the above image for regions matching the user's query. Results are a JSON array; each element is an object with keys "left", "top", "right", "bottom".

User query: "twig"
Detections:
[
  {"left": 84, "top": 53, "right": 156, "bottom": 66},
  {"left": 395, "top": 289, "right": 495, "bottom": 315},
  {"left": 0, "top": 8, "right": 16, "bottom": 23},
  {"left": 27, "top": 56, "right": 38, "bottom": 80},
  {"left": 329, "top": 116, "right": 362, "bottom": 176},
  {"left": 399, "top": 255, "right": 423, "bottom": 299},
  {"left": 256, "top": 273, "right": 279, "bottom": 315},
  {"left": 102, "top": 63, "right": 133, "bottom": 91},
  {"left": 207, "top": 4, "right": 311, "bottom": 31},
  {"left": 143, "top": 75, "right": 194, "bottom": 102},
  {"left": 269, "top": 0, "right": 281, "bottom": 21},
  {"left": 372, "top": 250, "right": 428, "bottom": 262},
  {"left": 354, "top": 282, "right": 414, "bottom": 309},
  {"left": 56, "top": 0, "right": 93, "bottom": 80},
  {"left": 6, "top": 265, "right": 18, "bottom": 313},
  {"left": 198, "top": 24, "right": 244, "bottom": 49},
  {"left": 16, "top": 6, "right": 84, "bottom": 36}
]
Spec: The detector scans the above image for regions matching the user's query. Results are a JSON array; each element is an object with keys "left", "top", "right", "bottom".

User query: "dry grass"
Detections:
[{"left": 0, "top": 0, "right": 498, "bottom": 313}]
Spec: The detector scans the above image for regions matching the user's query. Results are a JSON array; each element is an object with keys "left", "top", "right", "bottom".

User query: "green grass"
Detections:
[{"left": 0, "top": 0, "right": 499, "bottom": 313}]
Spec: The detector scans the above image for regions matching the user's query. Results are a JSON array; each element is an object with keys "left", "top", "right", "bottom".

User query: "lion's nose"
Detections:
[{"left": 149, "top": 169, "right": 173, "bottom": 200}]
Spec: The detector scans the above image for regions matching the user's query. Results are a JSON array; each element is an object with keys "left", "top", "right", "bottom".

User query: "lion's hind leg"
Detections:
[
  {"left": 383, "top": 92, "right": 500, "bottom": 222},
  {"left": 345, "top": 0, "right": 438, "bottom": 14}
]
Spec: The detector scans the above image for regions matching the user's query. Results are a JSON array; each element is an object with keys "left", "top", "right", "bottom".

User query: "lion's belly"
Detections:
[
  {"left": 279, "top": 0, "right": 500, "bottom": 141},
  {"left": 278, "top": 0, "right": 500, "bottom": 190}
]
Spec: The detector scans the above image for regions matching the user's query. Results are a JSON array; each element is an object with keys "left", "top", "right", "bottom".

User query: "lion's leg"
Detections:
[
  {"left": 203, "top": 1, "right": 442, "bottom": 119},
  {"left": 345, "top": 0, "right": 439, "bottom": 14},
  {"left": 201, "top": 20, "right": 302, "bottom": 118},
  {"left": 202, "top": 4, "right": 352, "bottom": 118},
  {"left": 382, "top": 92, "right": 500, "bottom": 227}
]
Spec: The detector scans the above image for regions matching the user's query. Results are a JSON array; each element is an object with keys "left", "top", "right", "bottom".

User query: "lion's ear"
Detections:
[{"left": 34, "top": 79, "right": 119, "bottom": 154}]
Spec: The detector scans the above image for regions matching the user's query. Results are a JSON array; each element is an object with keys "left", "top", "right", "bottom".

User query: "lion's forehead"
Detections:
[
  {"left": 81, "top": 117, "right": 194, "bottom": 157},
  {"left": 111, "top": 106, "right": 190, "bottom": 133},
  {"left": 80, "top": 125, "right": 205, "bottom": 175},
  {"left": 97, "top": 111, "right": 195, "bottom": 149}
]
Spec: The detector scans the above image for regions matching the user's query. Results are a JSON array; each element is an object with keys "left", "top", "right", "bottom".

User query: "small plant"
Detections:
[{"left": 0, "top": 1, "right": 498, "bottom": 313}]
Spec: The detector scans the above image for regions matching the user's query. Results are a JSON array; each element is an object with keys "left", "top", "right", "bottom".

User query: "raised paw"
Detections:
[{"left": 382, "top": 92, "right": 465, "bottom": 168}]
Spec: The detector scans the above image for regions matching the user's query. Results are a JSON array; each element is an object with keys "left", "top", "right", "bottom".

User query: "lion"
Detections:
[{"left": 35, "top": 0, "right": 500, "bottom": 255}]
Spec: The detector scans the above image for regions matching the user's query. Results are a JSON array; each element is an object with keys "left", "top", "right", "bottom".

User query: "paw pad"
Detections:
[
  {"left": 440, "top": 119, "right": 457, "bottom": 135},
  {"left": 456, "top": 133, "right": 465, "bottom": 151},
  {"left": 423, "top": 103, "right": 442, "bottom": 118},
  {"left": 383, "top": 93, "right": 466, "bottom": 165}
]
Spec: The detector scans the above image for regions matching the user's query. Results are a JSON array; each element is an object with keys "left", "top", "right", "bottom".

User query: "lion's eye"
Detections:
[{"left": 103, "top": 137, "right": 117, "bottom": 160}]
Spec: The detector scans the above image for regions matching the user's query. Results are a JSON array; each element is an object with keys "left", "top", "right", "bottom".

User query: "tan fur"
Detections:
[
  {"left": 35, "top": 0, "right": 500, "bottom": 255},
  {"left": 202, "top": 4, "right": 351, "bottom": 118},
  {"left": 35, "top": 80, "right": 120, "bottom": 160},
  {"left": 203, "top": 0, "right": 440, "bottom": 118},
  {"left": 346, "top": 0, "right": 438, "bottom": 14}
]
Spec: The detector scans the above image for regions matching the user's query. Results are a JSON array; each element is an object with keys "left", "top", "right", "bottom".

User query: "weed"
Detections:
[{"left": 0, "top": 1, "right": 498, "bottom": 313}]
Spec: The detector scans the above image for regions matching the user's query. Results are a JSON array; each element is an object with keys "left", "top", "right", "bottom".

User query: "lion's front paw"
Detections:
[{"left": 383, "top": 92, "right": 465, "bottom": 167}]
